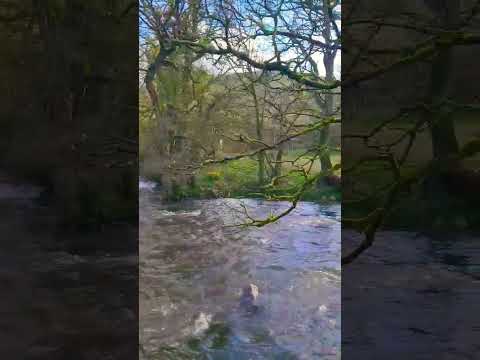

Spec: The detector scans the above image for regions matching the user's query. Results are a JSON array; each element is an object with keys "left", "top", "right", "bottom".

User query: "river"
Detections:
[
  {"left": 0, "top": 173, "right": 137, "bottom": 359},
  {"left": 343, "top": 230, "right": 480, "bottom": 359},
  {"left": 3, "top": 175, "right": 477, "bottom": 358},
  {"left": 139, "top": 179, "right": 341, "bottom": 359}
]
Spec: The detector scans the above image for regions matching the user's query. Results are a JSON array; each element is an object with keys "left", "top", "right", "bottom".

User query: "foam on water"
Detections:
[{"left": 139, "top": 178, "right": 157, "bottom": 192}]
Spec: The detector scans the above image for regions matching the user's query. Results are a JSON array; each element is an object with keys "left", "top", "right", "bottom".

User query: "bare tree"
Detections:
[{"left": 341, "top": 0, "right": 480, "bottom": 264}]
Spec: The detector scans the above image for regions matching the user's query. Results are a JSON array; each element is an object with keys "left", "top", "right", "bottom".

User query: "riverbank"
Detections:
[{"left": 142, "top": 152, "right": 341, "bottom": 203}]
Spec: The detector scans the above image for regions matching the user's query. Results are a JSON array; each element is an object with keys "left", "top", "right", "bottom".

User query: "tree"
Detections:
[
  {"left": 1, "top": 0, "right": 138, "bottom": 226},
  {"left": 140, "top": 0, "right": 341, "bottom": 225},
  {"left": 341, "top": 0, "right": 480, "bottom": 264}
]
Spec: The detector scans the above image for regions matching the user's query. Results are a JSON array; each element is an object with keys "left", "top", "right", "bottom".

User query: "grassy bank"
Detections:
[
  {"left": 146, "top": 150, "right": 341, "bottom": 203},
  {"left": 342, "top": 153, "right": 480, "bottom": 231}
]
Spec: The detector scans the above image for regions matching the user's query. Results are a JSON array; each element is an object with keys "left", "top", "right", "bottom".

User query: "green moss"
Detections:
[{"left": 205, "top": 323, "right": 231, "bottom": 349}]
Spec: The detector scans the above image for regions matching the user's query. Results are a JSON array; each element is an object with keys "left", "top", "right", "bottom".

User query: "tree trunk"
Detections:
[
  {"left": 258, "top": 151, "right": 266, "bottom": 184},
  {"left": 273, "top": 145, "right": 284, "bottom": 180},
  {"left": 426, "top": 40, "right": 459, "bottom": 159},
  {"left": 145, "top": 46, "right": 175, "bottom": 156},
  {"left": 316, "top": 0, "right": 337, "bottom": 181},
  {"left": 249, "top": 81, "right": 266, "bottom": 184},
  {"left": 421, "top": 0, "right": 462, "bottom": 229},
  {"left": 426, "top": 0, "right": 460, "bottom": 160},
  {"left": 319, "top": 51, "right": 334, "bottom": 171}
]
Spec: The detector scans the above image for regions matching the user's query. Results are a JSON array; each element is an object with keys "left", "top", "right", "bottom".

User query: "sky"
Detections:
[
  {"left": 140, "top": 3, "right": 341, "bottom": 82},
  {"left": 195, "top": 3, "right": 341, "bottom": 80}
]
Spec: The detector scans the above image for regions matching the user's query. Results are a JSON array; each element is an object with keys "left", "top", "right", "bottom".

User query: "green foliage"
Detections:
[
  {"left": 204, "top": 323, "right": 231, "bottom": 349},
  {"left": 205, "top": 171, "right": 221, "bottom": 181},
  {"left": 157, "top": 154, "right": 341, "bottom": 203},
  {"left": 168, "top": 182, "right": 190, "bottom": 201},
  {"left": 140, "top": 51, "right": 219, "bottom": 161}
]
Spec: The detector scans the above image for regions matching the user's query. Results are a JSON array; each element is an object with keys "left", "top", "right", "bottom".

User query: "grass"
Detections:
[
  {"left": 340, "top": 113, "right": 480, "bottom": 229},
  {"left": 154, "top": 149, "right": 341, "bottom": 203},
  {"left": 342, "top": 154, "right": 480, "bottom": 231}
]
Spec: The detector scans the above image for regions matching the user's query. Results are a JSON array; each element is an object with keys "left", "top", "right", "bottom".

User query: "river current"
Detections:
[{"left": 139, "top": 179, "right": 341, "bottom": 359}]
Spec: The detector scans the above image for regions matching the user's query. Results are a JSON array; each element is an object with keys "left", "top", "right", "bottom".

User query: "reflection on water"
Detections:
[{"left": 140, "top": 181, "right": 341, "bottom": 359}]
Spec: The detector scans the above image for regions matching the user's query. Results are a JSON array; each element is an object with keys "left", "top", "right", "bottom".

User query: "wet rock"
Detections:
[
  {"left": 317, "top": 304, "right": 328, "bottom": 314},
  {"left": 192, "top": 312, "right": 212, "bottom": 336},
  {"left": 239, "top": 283, "right": 260, "bottom": 314}
]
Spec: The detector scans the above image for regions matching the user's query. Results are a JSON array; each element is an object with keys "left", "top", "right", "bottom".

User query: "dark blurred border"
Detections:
[
  {"left": 0, "top": 1, "right": 138, "bottom": 359},
  {"left": 342, "top": 1, "right": 480, "bottom": 359}
]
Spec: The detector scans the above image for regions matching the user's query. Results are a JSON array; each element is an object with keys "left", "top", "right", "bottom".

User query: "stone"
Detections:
[
  {"left": 239, "top": 284, "right": 260, "bottom": 314},
  {"left": 192, "top": 312, "right": 212, "bottom": 336}
]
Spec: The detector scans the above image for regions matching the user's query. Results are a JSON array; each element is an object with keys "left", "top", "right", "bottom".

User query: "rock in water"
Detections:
[
  {"left": 239, "top": 284, "right": 259, "bottom": 314},
  {"left": 192, "top": 312, "right": 212, "bottom": 336}
]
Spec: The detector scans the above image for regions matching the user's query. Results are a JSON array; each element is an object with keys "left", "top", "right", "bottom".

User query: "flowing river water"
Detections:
[
  {"left": 343, "top": 230, "right": 480, "bottom": 359},
  {"left": 0, "top": 173, "right": 137, "bottom": 359},
  {"left": 1, "top": 174, "right": 478, "bottom": 358},
  {"left": 139, "top": 179, "right": 341, "bottom": 359}
]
